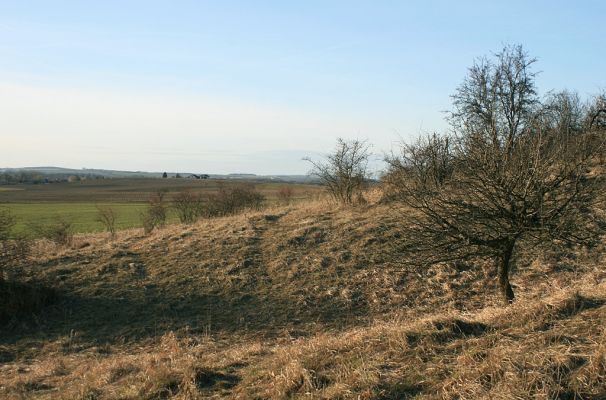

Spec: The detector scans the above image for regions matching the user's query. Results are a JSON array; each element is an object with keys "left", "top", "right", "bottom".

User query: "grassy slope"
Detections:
[{"left": 0, "top": 199, "right": 605, "bottom": 399}]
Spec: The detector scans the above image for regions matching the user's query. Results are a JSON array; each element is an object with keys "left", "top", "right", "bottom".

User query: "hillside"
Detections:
[{"left": 1, "top": 200, "right": 605, "bottom": 399}]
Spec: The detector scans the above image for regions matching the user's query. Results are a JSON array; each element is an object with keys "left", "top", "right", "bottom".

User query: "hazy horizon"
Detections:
[{"left": 1, "top": 1, "right": 604, "bottom": 174}]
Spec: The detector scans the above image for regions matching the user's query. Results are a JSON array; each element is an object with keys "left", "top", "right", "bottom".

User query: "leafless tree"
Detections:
[
  {"left": 449, "top": 44, "right": 540, "bottom": 157},
  {"left": 96, "top": 206, "right": 118, "bottom": 239},
  {"left": 305, "top": 138, "right": 371, "bottom": 205},
  {"left": 386, "top": 45, "right": 605, "bottom": 304}
]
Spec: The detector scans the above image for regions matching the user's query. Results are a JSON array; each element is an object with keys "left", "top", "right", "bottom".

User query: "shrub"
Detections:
[
  {"left": 173, "top": 190, "right": 203, "bottom": 224},
  {"left": 148, "top": 191, "right": 168, "bottom": 227},
  {"left": 29, "top": 217, "right": 75, "bottom": 246},
  {"left": 96, "top": 206, "right": 117, "bottom": 239},
  {"left": 140, "top": 191, "right": 168, "bottom": 234},
  {"left": 203, "top": 185, "right": 265, "bottom": 217},
  {"left": 140, "top": 211, "right": 156, "bottom": 236}
]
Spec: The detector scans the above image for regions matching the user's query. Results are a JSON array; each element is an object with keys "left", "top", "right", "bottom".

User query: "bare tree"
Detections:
[
  {"left": 386, "top": 45, "right": 605, "bottom": 304},
  {"left": 96, "top": 206, "right": 118, "bottom": 239},
  {"left": 305, "top": 138, "right": 371, "bottom": 205}
]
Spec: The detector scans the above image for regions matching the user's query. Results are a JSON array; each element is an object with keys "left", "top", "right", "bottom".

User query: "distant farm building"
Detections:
[{"left": 189, "top": 174, "right": 210, "bottom": 179}]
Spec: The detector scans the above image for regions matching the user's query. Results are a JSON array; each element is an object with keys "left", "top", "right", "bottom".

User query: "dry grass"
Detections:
[{"left": 0, "top": 196, "right": 604, "bottom": 399}]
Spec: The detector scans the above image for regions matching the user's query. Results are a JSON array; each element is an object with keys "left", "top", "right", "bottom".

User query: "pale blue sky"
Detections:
[{"left": 1, "top": 1, "right": 604, "bottom": 174}]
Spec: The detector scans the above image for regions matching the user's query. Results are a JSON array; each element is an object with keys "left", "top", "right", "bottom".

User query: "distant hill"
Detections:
[
  {"left": 0, "top": 166, "right": 319, "bottom": 183},
  {"left": 8, "top": 166, "right": 161, "bottom": 178}
]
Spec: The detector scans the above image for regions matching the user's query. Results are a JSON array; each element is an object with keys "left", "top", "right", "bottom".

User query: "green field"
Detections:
[
  {"left": 2, "top": 202, "right": 180, "bottom": 237},
  {"left": 0, "top": 178, "right": 322, "bottom": 237}
]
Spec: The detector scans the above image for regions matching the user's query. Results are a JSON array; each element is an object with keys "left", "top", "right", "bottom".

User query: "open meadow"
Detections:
[{"left": 0, "top": 179, "right": 322, "bottom": 237}]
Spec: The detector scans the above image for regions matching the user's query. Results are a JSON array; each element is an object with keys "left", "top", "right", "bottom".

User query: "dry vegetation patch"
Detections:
[{"left": 0, "top": 199, "right": 604, "bottom": 399}]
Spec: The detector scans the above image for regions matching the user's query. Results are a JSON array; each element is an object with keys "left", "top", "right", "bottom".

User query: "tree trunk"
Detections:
[{"left": 498, "top": 243, "right": 515, "bottom": 304}]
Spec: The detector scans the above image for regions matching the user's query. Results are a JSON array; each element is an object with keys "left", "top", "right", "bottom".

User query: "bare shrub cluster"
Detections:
[
  {"left": 140, "top": 191, "right": 168, "bottom": 234},
  {"left": 306, "top": 138, "right": 371, "bottom": 205},
  {"left": 385, "top": 44, "right": 605, "bottom": 304},
  {"left": 173, "top": 190, "right": 204, "bottom": 224},
  {"left": 171, "top": 185, "right": 266, "bottom": 225},
  {"left": 28, "top": 216, "right": 75, "bottom": 247},
  {"left": 202, "top": 185, "right": 265, "bottom": 217},
  {"left": 95, "top": 206, "right": 117, "bottom": 239}
]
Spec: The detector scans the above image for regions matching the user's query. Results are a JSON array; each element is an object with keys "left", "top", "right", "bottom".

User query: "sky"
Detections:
[{"left": 0, "top": 1, "right": 604, "bottom": 174}]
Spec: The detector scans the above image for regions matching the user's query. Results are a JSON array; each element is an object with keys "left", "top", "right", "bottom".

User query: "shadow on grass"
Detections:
[
  {"left": 376, "top": 381, "right": 425, "bottom": 399},
  {"left": 0, "top": 282, "right": 370, "bottom": 347},
  {"left": 0, "top": 279, "right": 58, "bottom": 325}
]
